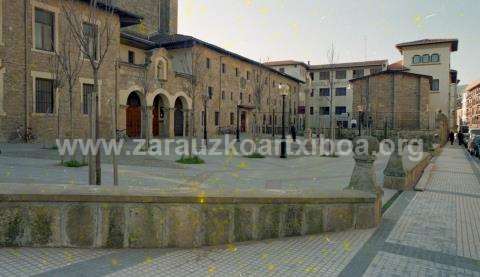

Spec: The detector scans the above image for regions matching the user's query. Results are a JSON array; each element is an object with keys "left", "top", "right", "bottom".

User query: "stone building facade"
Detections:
[
  {"left": 0, "top": 0, "right": 301, "bottom": 143},
  {"left": 350, "top": 71, "right": 432, "bottom": 130},
  {"left": 466, "top": 81, "right": 480, "bottom": 129}
]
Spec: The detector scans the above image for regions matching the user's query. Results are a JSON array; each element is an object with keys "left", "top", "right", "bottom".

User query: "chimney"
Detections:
[{"left": 159, "top": 0, "right": 178, "bottom": 35}]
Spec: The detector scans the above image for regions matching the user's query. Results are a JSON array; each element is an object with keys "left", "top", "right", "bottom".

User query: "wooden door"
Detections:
[{"left": 126, "top": 106, "right": 141, "bottom": 138}]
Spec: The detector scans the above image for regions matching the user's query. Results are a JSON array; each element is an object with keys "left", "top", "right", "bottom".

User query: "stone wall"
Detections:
[
  {"left": 0, "top": 184, "right": 377, "bottom": 248},
  {"left": 351, "top": 72, "right": 431, "bottom": 130}
]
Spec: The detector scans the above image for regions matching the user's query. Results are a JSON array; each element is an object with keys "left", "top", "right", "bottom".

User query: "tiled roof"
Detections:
[
  {"left": 396, "top": 39, "right": 458, "bottom": 52},
  {"left": 78, "top": 0, "right": 142, "bottom": 27},
  {"left": 388, "top": 60, "right": 408, "bottom": 71},
  {"left": 349, "top": 70, "right": 432, "bottom": 82},
  {"left": 149, "top": 33, "right": 305, "bottom": 84},
  {"left": 467, "top": 80, "right": 480, "bottom": 91},
  {"left": 309, "top": 60, "right": 388, "bottom": 70},
  {"left": 263, "top": 60, "right": 309, "bottom": 68}
]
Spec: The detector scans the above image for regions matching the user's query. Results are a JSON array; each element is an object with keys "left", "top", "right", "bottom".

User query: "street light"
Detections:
[
  {"left": 279, "top": 84, "right": 289, "bottom": 158},
  {"left": 236, "top": 99, "right": 241, "bottom": 142}
]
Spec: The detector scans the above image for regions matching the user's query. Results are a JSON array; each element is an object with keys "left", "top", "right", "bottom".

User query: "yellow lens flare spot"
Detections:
[
  {"left": 208, "top": 265, "right": 217, "bottom": 273},
  {"left": 227, "top": 243, "right": 237, "bottom": 252},
  {"left": 267, "top": 264, "right": 276, "bottom": 272},
  {"left": 237, "top": 162, "right": 248, "bottom": 170},
  {"left": 305, "top": 266, "right": 318, "bottom": 273},
  {"left": 343, "top": 240, "right": 351, "bottom": 252},
  {"left": 111, "top": 258, "right": 119, "bottom": 267},
  {"left": 145, "top": 256, "right": 153, "bottom": 265},
  {"left": 244, "top": 0, "right": 253, "bottom": 7}
]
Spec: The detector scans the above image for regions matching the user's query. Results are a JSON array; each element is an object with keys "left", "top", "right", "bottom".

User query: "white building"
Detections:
[
  {"left": 265, "top": 60, "right": 389, "bottom": 131},
  {"left": 395, "top": 39, "right": 459, "bottom": 128}
]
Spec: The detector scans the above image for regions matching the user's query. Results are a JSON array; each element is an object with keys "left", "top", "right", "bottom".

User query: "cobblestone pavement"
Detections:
[{"left": 0, "top": 145, "right": 479, "bottom": 276}]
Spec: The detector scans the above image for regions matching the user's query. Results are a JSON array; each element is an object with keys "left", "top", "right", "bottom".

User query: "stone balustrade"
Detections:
[{"left": 0, "top": 183, "right": 378, "bottom": 248}]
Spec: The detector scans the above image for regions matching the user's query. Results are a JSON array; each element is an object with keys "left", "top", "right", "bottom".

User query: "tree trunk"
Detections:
[{"left": 93, "top": 68, "right": 101, "bottom": 186}]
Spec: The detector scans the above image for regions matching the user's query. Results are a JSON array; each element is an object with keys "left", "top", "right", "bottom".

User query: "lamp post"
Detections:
[
  {"left": 279, "top": 84, "right": 289, "bottom": 158},
  {"left": 236, "top": 100, "right": 241, "bottom": 142},
  {"left": 204, "top": 92, "right": 210, "bottom": 146}
]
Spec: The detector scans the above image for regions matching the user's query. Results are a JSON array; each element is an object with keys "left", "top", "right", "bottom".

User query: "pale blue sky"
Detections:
[{"left": 178, "top": 0, "right": 479, "bottom": 85}]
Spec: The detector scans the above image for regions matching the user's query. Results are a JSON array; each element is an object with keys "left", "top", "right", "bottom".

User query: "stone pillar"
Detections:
[
  {"left": 347, "top": 135, "right": 382, "bottom": 226},
  {"left": 383, "top": 138, "right": 407, "bottom": 190},
  {"left": 167, "top": 108, "right": 175, "bottom": 138},
  {"left": 347, "top": 136, "right": 380, "bottom": 192}
]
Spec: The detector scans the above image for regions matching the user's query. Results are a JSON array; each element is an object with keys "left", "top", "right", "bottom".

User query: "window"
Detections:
[
  {"left": 208, "top": 86, "right": 213, "bottom": 99},
  {"left": 279, "top": 68, "right": 285, "bottom": 73},
  {"left": 309, "top": 72, "right": 315, "bottom": 81},
  {"left": 201, "top": 111, "right": 205, "bottom": 126},
  {"left": 222, "top": 63, "right": 226, "bottom": 74},
  {"left": 353, "top": 69, "right": 364, "bottom": 79},
  {"left": 335, "top": 70, "right": 346, "bottom": 79},
  {"left": 230, "top": 112, "right": 234, "bottom": 125},
  {"left": 247, "top": 71, "right": 250, "bottom": 80},
  {"left": 310, "top": 89, "right": 314, "bottom": 97},
  {"left": 128, "top": 51, "right": 135, "bottom": 64},
  {"left": 319, "top": 71, "right": 329, "bottom": 80},
  {"left": 240, "top": 92, "right": 243, "bottom": 102},
  {"left": 431, "top": 79, "right": 440, "bottom": 91},
  {"left": 335, "top": 87, "right": 347, "bottom": 96},
  {"left": 82, "top": 83, "right": 94, "bottom": 114},
  {"left": 422, "top": 54, "right": 430, "bottom": 63},
  {"left": 272, "top": 80, "right": 276, "bottom": 87},
  {"left": 320, "top": 107, "right": 330, "bottom": 115},
  {"left": 335, "top": 106, "right": 347, "bottom": 115},
  {"left": 221, "top": 90, "right": 225, "bottom": 100},
  {"left": 412, "top": 55, "right": 422, "bottom": 64},
  {"left": 431, "top": 53, "right": 440, "bottom": 63},
  {"left": 215, "top": 111, "right": 219, "bottom": 126},
  {"left": 206, "top": 58, "right": 210, "bottom": 69},
  {"left": 35, "top": 9, "right": 55, "bottom": 52},
  {"left": 235, "top": 68, "right": 239, "bottom": 77},
  {"left": 309, "top": 107, "right": 314, "bottom": 115},
  {"left": 370, "top": 67, "right": 382, "bottom": 75},
  {"left": 83, "top": 23, "right": 98, "bottom": 60},
  {"left": 35, "top": 78, "right": 54, "bottom": 113},
  {"left": 319, "top": 88, "right": 330, "bottom": 96},
  {"left": 230, "top": 91, "right": 233, "bottom": 101},
  {"left": 248, "top": 94, "right": 251, "bottom": 103}
]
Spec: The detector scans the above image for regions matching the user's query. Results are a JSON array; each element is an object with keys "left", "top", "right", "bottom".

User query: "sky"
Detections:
[{"left": 178, "top": 0, "right": 479, "bottom": 85}]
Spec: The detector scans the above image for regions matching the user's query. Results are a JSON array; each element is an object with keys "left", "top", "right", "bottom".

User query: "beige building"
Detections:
[
  {"left": 0, "top": 0, "right": 302, "bottom": 143},
  {"left": 466, "top": 81, "right": 480, "bottom": 129},
  {"left": 350, "top": 71, "right": 432, "bottom": 130},
  {"left": 395, "top": 39, "right": 459, "bottom": 128}
]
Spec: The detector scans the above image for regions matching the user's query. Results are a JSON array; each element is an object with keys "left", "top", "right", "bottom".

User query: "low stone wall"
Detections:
[
  {"left": 0, "top": 184, "right": 378, "bottom": 248},
  {"left": 384, "top": 152, "right": 432, "bottom": 191}
]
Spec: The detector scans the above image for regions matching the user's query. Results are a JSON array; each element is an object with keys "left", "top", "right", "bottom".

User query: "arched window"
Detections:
[
  {"left": 431, "top": 53, "right": 440, "bottom": 63},
  {"left": 412, "top": 55, "right": 421, "bottom": 64},
  {"left": 422, "top": 54, "right": 430, "bottom": 63},
  {"left": 156, "top": 57, "right": 167, "bottom": 81}
]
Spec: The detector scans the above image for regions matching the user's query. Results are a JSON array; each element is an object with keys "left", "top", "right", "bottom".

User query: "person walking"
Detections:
[
  {"left": 290, "top": 125, "right": 297, "bottom": 142},
  {"left": 458, "top": 132, "right": 464, "bottom": 146},
  {"left": 449, "top": 131, "right": 455, "bottom": 145}
]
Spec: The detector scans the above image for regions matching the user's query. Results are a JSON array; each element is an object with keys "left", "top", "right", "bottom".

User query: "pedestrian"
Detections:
[
  {"left": 449, "top": 131, "right": 455, "bottom": 145},
  {"left": 458, "top": 132, "right": 464, "bottom": 146},
  {"left": 290, "top": 125, "right": 297, "bottom": 142}
]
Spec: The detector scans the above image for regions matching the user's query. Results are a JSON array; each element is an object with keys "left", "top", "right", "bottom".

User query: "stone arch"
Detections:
[
  {"left": 152, "top": 92, "right": 171, "bottom": 138},
  {"left": 172, "top": 91, "right": 192, "bottom": 109},
  {"left": 146, "top": 88, "right": 172, "bottom": 107},
  {"left": 119, "top": 85, "right": 144, "bottom": 106}
]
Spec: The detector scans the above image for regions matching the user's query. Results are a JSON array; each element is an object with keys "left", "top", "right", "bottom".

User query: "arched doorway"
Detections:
[
  {"left": 126, "top": 92, "right": 142, "bottom": 138},
  {"left": 174, "top": 98, "right": 184, "bottom": 137},
  {"left": 152, "top": 95, "right": 167, "bottom": 137}
]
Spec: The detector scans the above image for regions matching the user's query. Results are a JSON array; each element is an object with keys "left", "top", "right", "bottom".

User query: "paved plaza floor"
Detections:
[
  {"left": 0, "top": 138, "right": 399, "bottom": 204},
  {"left": 0, "top": 145, "right": 479, "bottom": 276}
]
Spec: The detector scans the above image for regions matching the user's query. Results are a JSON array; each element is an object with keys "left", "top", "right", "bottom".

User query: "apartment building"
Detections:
[
  {"left": 466, "top": 81, "right": 480, "bottom": 129},
  {"left": 263, "top": 60, "right": 311, "bottom": 132},
  {"left": 395, "top": 39, "right": 459, "bottom": 128}
]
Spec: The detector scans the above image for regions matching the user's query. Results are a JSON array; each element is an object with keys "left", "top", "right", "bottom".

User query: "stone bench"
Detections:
[{"left": 0, "top": 183, "right": 378, "bottom": 248}]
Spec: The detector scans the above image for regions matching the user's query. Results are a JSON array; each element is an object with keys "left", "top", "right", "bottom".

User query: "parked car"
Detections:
[{"left": 470, "top": 136, "right": 480, "bottom": 157}]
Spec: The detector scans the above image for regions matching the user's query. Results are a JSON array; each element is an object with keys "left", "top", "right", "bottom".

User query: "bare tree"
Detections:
[
  {"left": 52, "top": 18, "right": 84, "bottom": 163},
  {"left": 252, "top": 68, "right": 268, "bottom": 145},
  {"left": 180, "top": 45, "right": 207, "bottom": 156},
  {"left": 61, "top": 0, "right": 118, "bottom": 185}
]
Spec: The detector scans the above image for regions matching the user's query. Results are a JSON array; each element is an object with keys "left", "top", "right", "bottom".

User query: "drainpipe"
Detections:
[{"left": 24, "top": 0, "right": 29, "bottom": 140}]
